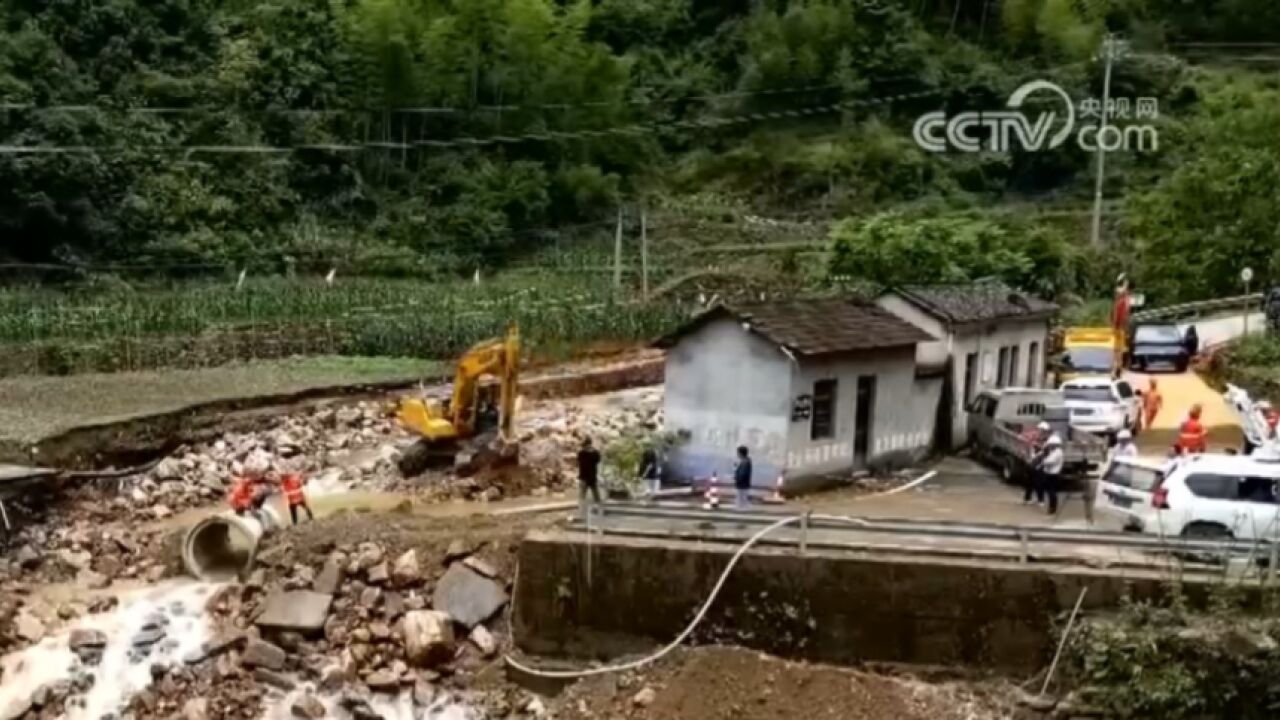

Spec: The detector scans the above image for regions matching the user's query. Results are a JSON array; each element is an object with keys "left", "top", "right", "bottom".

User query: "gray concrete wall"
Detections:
[
  {"left": 784, "top": 347, "right": 936, "bottom": 482},
  {"left": 949, "top": 319, "right": 1050, "bottom": 445},
  {"left": 513, "top": 532, "right": 1219, "bottom": 673},
  {"left": 663, "top": 317, "right": 792, "bottom": 486},
  {"left": 875, "top": 294, "right": 948, "bottom": 368}
]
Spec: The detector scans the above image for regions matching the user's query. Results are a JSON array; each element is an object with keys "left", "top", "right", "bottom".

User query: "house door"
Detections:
[{"left": 854, "top": 375, "right": 876, "bottom": 464}]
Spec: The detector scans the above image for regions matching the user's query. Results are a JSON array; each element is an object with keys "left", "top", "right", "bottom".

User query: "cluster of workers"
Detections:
[
  {"left": 1017, "top": 377, "right": 1206, "bottom": 519},
  {"left": 226, "top": 457, "right": 315, "bottom": 525}
]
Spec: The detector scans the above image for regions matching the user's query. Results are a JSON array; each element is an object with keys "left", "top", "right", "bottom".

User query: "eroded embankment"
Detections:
[{"left": 9, "top": 353, "right": 662, "bottom": 471}]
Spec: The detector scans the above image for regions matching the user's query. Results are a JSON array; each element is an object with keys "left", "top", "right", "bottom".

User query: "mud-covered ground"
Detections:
[{"left": 552, "top": 646, "right": 1013, "bottom": 720}]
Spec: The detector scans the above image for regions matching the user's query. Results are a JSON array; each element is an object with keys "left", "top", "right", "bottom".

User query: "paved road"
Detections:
[{"left": 1122, "top": 310, "right": 1264, "bottom": 454}]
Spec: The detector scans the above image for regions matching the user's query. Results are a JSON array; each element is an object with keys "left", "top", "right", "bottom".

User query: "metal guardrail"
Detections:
[
  {"left": 576, "top": 502, "right": 1279, "bottom": 568},
  {"left": 1131, "top": 293, "right": 1263, "bottom": 322}
]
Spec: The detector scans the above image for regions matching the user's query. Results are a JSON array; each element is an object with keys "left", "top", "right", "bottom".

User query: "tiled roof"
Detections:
[
  {"left": 890, "top": 281, "right": 1057, "bottom": 325},
  {"left": 655, "top": 297, "right": 933, "bottom": 356}
]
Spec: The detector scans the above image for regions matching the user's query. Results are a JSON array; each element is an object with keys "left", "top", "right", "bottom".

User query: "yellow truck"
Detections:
[{"left": 1054, "top": 327, "right": 1123, "bottom": 385}]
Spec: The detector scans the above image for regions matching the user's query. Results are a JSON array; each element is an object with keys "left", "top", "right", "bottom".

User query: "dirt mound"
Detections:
[{"left": 554, "top": 646, "right": 1009, "bottom": 720}]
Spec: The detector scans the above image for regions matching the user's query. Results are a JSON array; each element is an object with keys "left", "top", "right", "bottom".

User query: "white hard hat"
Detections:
[
  {"left": 1046, "top": 433, "right": 1063, "bottom": 446},
  {"left": 1037, "top": 421, "right": 1051, "bottom": 431},
  {"left": 1117, "top": 429, "right": 1132, "bottom": 441}
]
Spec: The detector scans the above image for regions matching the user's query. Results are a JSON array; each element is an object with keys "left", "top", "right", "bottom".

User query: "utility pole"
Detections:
[
  {"left": 1090, "top": 34, "right": 1119, "bottom": 246},
  {"left": 613, "top": 205, "right": 623, "bottom": 292},
  {"left": 640, "top": 205, "right": 649, "bottom": 302}
]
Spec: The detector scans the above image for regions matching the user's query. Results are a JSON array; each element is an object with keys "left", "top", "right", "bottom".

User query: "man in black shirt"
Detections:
[
  {"left": 577, "top": 437, "right": 602, "bottom": 509},
  {"left": 733, "top": 445, "right": 752, "bottom": 509}
]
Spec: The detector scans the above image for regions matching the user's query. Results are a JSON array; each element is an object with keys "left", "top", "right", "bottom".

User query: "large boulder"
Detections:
[
  {"left": 241, "top": 639, "right": 287, "bottom": 670},
  {"left": 256, "top": 591, "right": 333, "bottom": 636},
  {"left": 401, "top": 610, "right": 455, "bottom": 668},
  {"left": 432, "top": 564, "right": 507, "bottom": 629}
]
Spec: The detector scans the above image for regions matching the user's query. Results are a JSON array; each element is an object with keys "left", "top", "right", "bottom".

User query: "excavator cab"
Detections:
[{"left": 396, "top": 324, "right": 520, "bottom": 477}]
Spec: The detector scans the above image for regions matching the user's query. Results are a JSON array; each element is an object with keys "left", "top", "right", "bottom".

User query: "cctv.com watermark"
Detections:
[{"left": 912, "top": 80, "right": 1160, "bottom": 153}]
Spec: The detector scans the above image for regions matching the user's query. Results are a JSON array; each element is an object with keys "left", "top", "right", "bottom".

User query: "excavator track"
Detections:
[{"left": 397, "top": 438, "right": 460, "bottom": 477}]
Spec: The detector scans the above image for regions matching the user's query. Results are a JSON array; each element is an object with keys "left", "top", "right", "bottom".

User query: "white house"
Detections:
[
  {"left": 876, "top": 281, "right": 1057, "bottom": 449},
  {"left": 655, "top": 297, "right": 939, "bottom": 489}
]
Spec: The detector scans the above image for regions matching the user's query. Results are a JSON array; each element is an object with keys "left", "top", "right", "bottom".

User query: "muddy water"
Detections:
[{"left": 0, "top": 581, "right": 221, "bottom": 720}]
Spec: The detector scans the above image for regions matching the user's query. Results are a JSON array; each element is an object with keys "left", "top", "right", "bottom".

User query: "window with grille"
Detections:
[{"left": 811, "top": 379, "right": 837, "bottom": 440}]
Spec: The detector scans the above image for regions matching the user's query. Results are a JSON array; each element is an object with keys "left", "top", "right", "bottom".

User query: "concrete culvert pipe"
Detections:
[{"left": 182, "top": 509, "right": 280, "bottom": 581}]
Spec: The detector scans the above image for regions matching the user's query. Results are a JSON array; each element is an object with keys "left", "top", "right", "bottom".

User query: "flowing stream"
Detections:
[{"left": 0, "top": 581, "right": 220, "bottom": 720}]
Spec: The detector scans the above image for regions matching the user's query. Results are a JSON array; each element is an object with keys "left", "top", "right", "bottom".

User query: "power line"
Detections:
[
  {"left": 0, "top": 60, "right": 1096, "bottom": 157},
  {"left": 0, "top": 89, "right": 948, "bottom": 156},
  {"left": 0, "top": 75, "right": 930, "bottom": 117}
]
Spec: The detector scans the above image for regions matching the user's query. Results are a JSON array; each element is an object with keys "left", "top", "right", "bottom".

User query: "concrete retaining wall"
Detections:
[{"left": 514, "top": 531, "right": 1217, "bottom": 672}]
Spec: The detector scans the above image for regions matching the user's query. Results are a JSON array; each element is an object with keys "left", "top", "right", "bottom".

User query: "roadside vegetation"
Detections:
[
  {"left": 1, "top": 1, "right": 1278, "bottom": 378},
  {"left": 1203, "top": 334, "right": 1280, "bottom": 400},
  {"left": 1066, "top": 591, "right": 1280, "bottom": 718}
]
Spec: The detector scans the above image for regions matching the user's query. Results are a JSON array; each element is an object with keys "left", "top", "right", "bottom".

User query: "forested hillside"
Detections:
[{"left": 1, "top": 0, "right": 1279, "bottom": 370}]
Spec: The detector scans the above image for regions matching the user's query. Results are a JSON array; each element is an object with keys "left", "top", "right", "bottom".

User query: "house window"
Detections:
[
  {"left": 996, "top": 347, "right": 1010, "bottom": 388},
  {"left": 1028, "top": 342, "right": 1040, "bottom": 388},
  {"left": 811, "top": 379, "right": 837, "bottom": 440},
  {"left": 1009, "top": 346, "right": 1021, "bottom": 387}
]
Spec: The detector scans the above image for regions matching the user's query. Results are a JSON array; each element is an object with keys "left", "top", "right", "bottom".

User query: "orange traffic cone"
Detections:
[
  {"left": 702, "top": 472, "right": 720, "bottom": 510},
  {"left": 764, "top": 472, "right": 785, "bottom": 504}
]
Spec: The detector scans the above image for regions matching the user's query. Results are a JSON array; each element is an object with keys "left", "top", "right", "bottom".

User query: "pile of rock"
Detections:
[
  {"left": 140, "top": 537, "right": 515, "bottom": 719},
  {"left": 0, "top": 519, "right": 166, "bottom": 595},
  {"left": 118, "top": 400, "right": 408, "bottom": 519},
  {"left": 518, "top": 389, "right": 664, "bottom": 487}
]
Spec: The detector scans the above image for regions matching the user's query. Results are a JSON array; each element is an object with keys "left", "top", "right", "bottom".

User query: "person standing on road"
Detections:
[
  {"left": 1184, "top": 325, "right": 1200, "bottom": 358},
  {"left": 1178, "top": 404, "right": 1208, "bottom": 454},
  {"left": 639, "top": 446, "right": 660, "bottom": 498},
  {"left": 1143, "top": 379, "right": 1163, "bottom": 429},
  {"left": 1022, "top": 421, "right": 1051, "bottom": 505},
  {"left": 1034, "top": 434, "right": 1065, "bottom": 516},
  {"left": 733, "top": 445, "right": 753, "bottom": 509},
  {"left": 577, "top": 437, "right": 602, "bottom": 509}
]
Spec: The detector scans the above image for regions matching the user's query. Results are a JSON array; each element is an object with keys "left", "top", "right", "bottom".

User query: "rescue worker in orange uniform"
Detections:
[
  {"left": 1177, "top": 403, "right": 1208, "bottom": 454},
  {"left": 229, "top": 456, "right": 271, "bottom": 518},
  {"left": 1143, "top": 379, "right": 1163, "bottom": 429},
  {"left": 229, "top": 475, "right": 256, "bottom": 515},
  {"left": 279, "top": 471, "right": 314, "bottom": 525}
]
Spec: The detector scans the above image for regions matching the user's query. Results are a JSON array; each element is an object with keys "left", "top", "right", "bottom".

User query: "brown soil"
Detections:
[{"left": 553, "top": 646, "right": 1010, "bottom": 720}]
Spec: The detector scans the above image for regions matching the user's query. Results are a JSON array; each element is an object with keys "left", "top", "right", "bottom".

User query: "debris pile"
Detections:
[
  {"left": 107, "top": 532, "right": 526, "bottom": 719},
  {"left": 518, "top": 389, "right": 663, "bottom": 488}
]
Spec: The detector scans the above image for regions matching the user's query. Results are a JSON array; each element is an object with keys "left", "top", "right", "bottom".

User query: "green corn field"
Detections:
[{"left": 0, "top": 275, "right": 690, "bottom": 376}]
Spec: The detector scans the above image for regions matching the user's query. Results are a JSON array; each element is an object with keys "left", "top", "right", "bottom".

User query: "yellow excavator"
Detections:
[{"left": 396, "top": 324, "right": 520, "bottom": 477}]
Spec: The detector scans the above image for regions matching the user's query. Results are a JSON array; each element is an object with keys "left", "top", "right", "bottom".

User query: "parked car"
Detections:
[
  {"left": 1095, "top": 454, "right": 1280, "bottom": 539},
  {"left": 1128, "top": 322, "right": 1190, "bottom": 372},
  {"left": 966, "top": 388, "right": 1107, "bottom": 482},
  {"left": 1060, "top": 376, "right": 1143, "bottom": 439}
]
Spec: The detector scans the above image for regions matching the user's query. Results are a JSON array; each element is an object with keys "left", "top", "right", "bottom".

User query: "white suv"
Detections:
[
  {"left": 1061, "top": 377, "right": 1142, "bottom": 438},
  {"left": 1095, "top": 454, "right": 1280, "bottom": 540}
]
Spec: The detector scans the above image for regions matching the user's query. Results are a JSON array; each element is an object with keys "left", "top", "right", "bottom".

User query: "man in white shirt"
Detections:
[{"left": 1035, "top": 433, "right": 1066, "bottom": 516}]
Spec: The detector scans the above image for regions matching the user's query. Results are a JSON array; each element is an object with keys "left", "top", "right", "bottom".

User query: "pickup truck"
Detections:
[{"left": 967, "top": 388, "right": 1108, "bottom": 482}]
